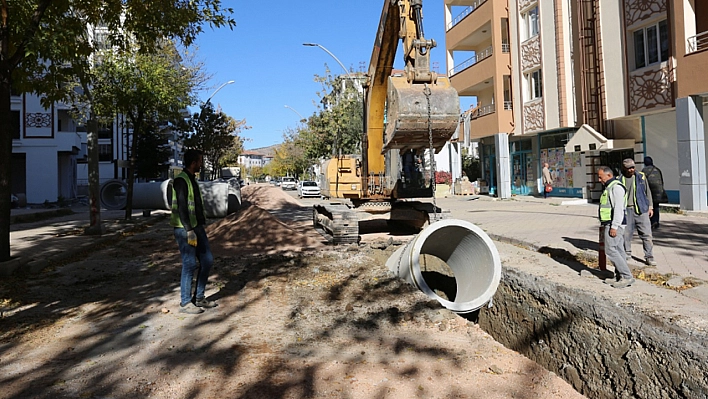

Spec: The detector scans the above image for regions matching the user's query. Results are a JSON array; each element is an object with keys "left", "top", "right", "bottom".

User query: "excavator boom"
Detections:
[{"left": 315, "top": 0, "right": 460, "bottom": 244}]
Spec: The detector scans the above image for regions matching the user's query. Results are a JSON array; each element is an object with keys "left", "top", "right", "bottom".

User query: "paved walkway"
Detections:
[{"left": 435, "top": 193, "right": 708, "bottom": 302}]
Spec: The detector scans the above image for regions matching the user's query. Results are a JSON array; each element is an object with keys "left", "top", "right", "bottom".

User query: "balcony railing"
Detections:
[
  {"left": 503, "top": 101, "right": 513, "bottom": 110},
  {"left": 446, "top": 0, "right": 489, "bottom": 31},
  {"left": 449, "top": 46, "right": 493, "bottom": 76},
  {"left": 502, "top": 42, "right": 510, "bottom": 53},
  {"left": 687, "top": 30, "right": 708, "bottom": 54},
  {"left": 469, "top": 103, "right": 496, "bottom": 120}
]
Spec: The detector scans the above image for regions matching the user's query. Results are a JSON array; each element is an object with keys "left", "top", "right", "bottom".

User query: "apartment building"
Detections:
[
  {"left": 563, "top": 0, "right": 708, "bottom": 208},
  {"left": 446, "top": 0, "right": 708, "bottom": 207},
  {"left": 445, "top": 0, "right": 514, "bottom": 197},
  {"left": 10, "top": 93, "right": 84, "bottom": 204}
]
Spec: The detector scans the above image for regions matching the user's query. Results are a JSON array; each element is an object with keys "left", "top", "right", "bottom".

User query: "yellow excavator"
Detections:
[{"left": 314, "top": 0, "right": 460, "bottom": 243}]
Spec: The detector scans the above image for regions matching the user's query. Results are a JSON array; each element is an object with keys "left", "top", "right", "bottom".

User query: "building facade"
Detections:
[{"left": 445, "top": 0, "right": 708, "bottom": 208}]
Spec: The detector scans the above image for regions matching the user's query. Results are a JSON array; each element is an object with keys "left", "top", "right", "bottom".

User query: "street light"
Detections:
[
  {"left": 303, "top": 42, "right": 365, "bottom": 157},
  {"left": 284, "top": 105, "right": 307, "bottom": 123},
  {"left": 303, "top": 43, "right": 353, "bottom": 80},
  {"left": 205, "top": 80, "right": 235, "bottom": 105}
]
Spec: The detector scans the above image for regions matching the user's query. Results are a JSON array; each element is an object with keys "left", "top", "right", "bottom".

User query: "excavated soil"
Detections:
[{"left": 0, "top": 184, "right": 585, "bottom": 399}]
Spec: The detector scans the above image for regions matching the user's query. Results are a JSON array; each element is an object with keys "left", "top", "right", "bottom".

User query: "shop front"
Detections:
[
  {"left": 510, "top": 139, "right": 534, "bottom": 195},
  {"left": 539, "top": 130, "right": 583, "bottom": 198}
]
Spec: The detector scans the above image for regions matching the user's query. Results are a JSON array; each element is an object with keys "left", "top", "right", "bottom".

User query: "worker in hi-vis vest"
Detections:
[
  {"left": 171, "top": 149, "right": 217, "bottom": 314},
  {"left": 597, "top": 165, "right": 635, "bottom": 289}
]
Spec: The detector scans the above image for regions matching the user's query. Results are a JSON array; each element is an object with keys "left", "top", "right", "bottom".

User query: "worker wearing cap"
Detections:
[{"left": 620, "top": 158, "right": 655, "bottom": 266}]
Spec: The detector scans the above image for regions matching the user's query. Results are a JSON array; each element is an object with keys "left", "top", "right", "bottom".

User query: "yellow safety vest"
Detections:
[
  {"left": 599, "top": 179, "right": 627, "bottom": 223},
  {"left": 170, "top": 172, "right": 202, "bottom": 228}
]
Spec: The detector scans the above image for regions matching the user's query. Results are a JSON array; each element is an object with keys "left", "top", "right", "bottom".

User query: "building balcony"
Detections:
[
  {"left": 677, "top": 30, "right": 708, "bottom": 98},
  {"left": 687, "top": 30, "right": 708, "bottom": 54},
  {"left": 461, "top": 101, "right": 514, "bottom": 140},
  {"left": 446, "top": 0, "right": 489, "bottom": 32}
]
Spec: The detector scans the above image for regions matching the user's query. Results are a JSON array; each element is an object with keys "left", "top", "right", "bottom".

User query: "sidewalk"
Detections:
[
  {"left": 2, "top": 206, "right": 169, "bottom": 276},
  {"left": 435, "top": 193, "right": 708, "bottom": 304}
]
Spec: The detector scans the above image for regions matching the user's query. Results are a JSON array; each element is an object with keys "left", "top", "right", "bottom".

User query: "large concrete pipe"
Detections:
[
  {"left": 132, "top": 180, "right": 171, "bottom": 210},
  {"left": 99, "top": 179, "right": 128, "bottom": 211},
  {"left": 99, "top": 179, "right": 241, "bottom": 217},
  {"left": 385, "top": 219, "right": 502, "bottom": 314}
]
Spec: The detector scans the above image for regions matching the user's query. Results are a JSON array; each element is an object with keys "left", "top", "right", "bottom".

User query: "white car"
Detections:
[
  {"left": 297, "top": 181, "right": 320, "bottom": 198},
  {"left": 280, "top": 177, "right": 297, "bottom": 190}
]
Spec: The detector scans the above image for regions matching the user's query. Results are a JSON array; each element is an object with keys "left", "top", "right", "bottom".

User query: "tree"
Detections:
[
  {"left": 92, "top": 42, "right": 199, "bottom": 220},
  {"left": 134, "top": 120, "right": 172, "bottom": 180},
  {"left": 300, "top": 69, "right": 363, "bottom": 160},
  {"left": 0, "top": 1, "right": 235, "bottom": 261},
  {"left": 185, "top": 102, "right": 249, "bottom": 180}
]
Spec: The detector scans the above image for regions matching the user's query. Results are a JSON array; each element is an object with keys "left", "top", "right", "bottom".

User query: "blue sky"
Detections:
[{"left": 190, "top": 0, "right": 469, "bottom": 150}]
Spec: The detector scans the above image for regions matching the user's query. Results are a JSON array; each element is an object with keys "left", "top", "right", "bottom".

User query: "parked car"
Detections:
[
  {"left": 297, "top": 181, "right": 320, "bottom": 198},
  {"left": 280, "top": 177, "right": 297, "bottom": 190}
]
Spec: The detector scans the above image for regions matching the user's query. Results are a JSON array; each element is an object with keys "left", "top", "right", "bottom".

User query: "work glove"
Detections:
[{"left": 187, "top": 230, "right": 197, "bottom": 247}]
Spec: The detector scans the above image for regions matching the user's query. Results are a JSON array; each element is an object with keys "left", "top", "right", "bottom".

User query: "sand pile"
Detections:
[{"left": 207, "top": 184, "right": 326, "bottom": 256}]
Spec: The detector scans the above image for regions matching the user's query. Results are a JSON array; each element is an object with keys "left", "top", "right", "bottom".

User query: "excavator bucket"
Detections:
[{"left": 383, "top": 75, "right": 460, "bottom": 153}]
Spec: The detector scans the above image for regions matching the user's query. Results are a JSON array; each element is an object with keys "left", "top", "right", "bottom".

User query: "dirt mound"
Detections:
[
  {"left": 241, "top": 184, "right": 302, "bottom": 210},
  {"left": 207, "top": 185, "right": 326, "bottom": 256}
]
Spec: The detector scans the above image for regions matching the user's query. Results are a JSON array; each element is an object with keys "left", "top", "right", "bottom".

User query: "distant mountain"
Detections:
[{"left": 246, "top": 144, "right": 278, "bottom": 157}]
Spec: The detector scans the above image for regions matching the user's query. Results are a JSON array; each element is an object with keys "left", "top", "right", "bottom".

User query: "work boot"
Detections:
[
  {"left": 646, "top": 257, "right": 657, "bottom": 266},
  {"left": 610, "top": 278, "right": 636, "bottom": 289},
  {"left": 195, "top": 298, "right": 218, "bottom": 308},
  {"left": 179, "top": 303, "right": 204, "bottom": 314}
]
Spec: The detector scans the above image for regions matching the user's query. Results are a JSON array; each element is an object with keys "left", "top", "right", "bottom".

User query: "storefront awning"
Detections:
[{"left": 564, "top": 124, "right": 635, "bottom": 153}]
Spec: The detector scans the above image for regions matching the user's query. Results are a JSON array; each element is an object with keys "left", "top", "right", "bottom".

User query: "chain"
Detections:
[{"left": 424, "top": 84, "right": 438, "bottom": 217}]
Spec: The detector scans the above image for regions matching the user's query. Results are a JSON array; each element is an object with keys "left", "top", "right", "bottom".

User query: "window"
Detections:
[
  {"left": 523, "top": 6, "right": 539, "bottom": 40},
  {"left": 99, "top": 143, "right": 113, "bottom": 162},
  {"left": 526, "top": 69, "right": 543, "bottom": 100},
  {"left": 633, "top": 20, "right": 669, "bottom": 69}
]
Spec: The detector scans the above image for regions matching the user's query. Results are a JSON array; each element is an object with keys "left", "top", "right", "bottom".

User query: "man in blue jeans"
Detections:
[{"left": 171, "top": 149, "right": 217, "bottom": 314}]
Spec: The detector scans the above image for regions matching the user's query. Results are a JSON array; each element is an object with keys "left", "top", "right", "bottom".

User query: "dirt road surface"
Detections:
[{"left": 0, "top": 184, "right": 585, "bottom": 398}]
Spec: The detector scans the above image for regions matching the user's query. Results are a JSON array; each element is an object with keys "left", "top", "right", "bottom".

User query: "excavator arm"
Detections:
[{"left": 363, "top": 0, "right": 460, "bottom": 185}]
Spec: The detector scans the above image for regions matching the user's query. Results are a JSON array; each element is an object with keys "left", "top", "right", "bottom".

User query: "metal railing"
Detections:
[
  {"left": 687, "top": 30, "right": 708, "bottom": 54},
  {"left": 469, "top": 103, "right": 496, "bottom": 120},
  {"left": 503, "top": 101, "right": 513, "bottom": 110},
  {"left": 502, "top": 42, "right": 510, "bottom": 53},
  {"left": 446, "top": 0, "right": 489, "bottom": 31},
  {"left": 449, "top": 46, "right": 493, "bottom": 76}
]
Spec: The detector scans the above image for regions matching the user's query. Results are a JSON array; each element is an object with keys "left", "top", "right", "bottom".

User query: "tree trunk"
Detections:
[
  {"left": 0, "top": 63, "right": 12, "bottom": 262},
  {"left": 124, "top": 118, "right": 140, "bottom": 220},
  {"left": 85, "top": 118, "right": 103, "bottom": 235}
]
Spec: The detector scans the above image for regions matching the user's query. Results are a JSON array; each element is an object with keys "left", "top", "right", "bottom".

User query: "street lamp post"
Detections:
[
  {"left": 303, "top": 43, "right": 353, "bottom": 80},
  {"left": 303, "top": 42, "right": 365, "bottom": 158},
  {"left": 205, "top": 80, "right": 235, "bottom": 106},
  {"left": 284, "top": 105, "right": 306, "bottom": 123}
]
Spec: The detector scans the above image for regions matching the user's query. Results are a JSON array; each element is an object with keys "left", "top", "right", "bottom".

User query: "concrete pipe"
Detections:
[
  {"left": 99, "top": 179, "right": 128, "bottom": 210},
  {"left": 101, "top": 178, "right": 241, "bottom": 217},
  {"left": 132, "top": 180, "right": 171, "bottom": 210},
  {"left": 386, "top": 219, "right": 502, "bottom": 314}
]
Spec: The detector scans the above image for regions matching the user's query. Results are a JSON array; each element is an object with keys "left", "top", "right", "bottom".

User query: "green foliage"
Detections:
[
  {"left": 462, "top": 147, "right": 481, "bottom": 182},
  {"left": 184, "top": 102, "right": 249, "bottom": 179},
  {"left": 301, "top": 70, "right": 364, "bottom": 160},
  {"left": 135, "top": 121, "right": 172, "bottom": 179},
  {"left": 0, "top": 0, "right": 236, "bottom": 260}
]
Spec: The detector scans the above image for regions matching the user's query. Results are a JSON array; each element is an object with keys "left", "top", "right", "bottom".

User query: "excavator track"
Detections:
[{"left": 313, "top": 203, "right": 360, "bottom": 244}]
